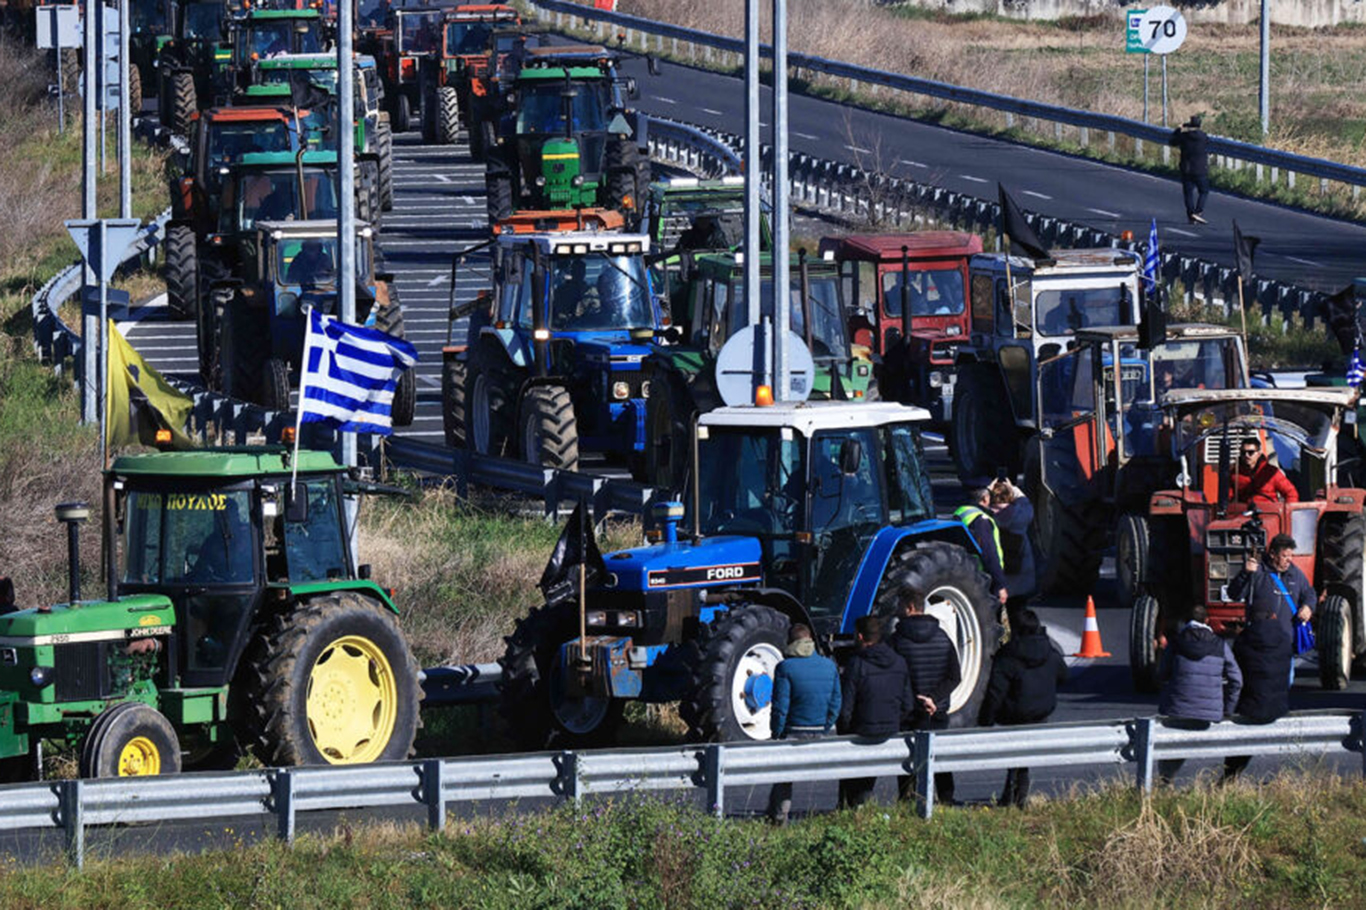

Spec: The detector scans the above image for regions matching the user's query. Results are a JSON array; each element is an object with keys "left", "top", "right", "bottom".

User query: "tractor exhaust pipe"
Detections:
[{"left": 55, "top": 502, "right": 90, "bottom": 606}]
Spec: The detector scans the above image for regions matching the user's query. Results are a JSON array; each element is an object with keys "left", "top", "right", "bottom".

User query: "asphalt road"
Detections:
[{"left": 609, "top": 47, "right": 1366, "bottom": 293}]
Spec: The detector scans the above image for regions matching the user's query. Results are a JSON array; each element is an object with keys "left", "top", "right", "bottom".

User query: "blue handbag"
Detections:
[{"left": 1294, "top": 619, "right": 1316, "bottom": 656}]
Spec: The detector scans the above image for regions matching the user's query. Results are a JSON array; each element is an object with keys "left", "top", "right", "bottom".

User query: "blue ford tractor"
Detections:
[
  {"left": 498, "top": 401, "right": 998, "bottom": 746},
  {"left": 441, "top": 209, "right": 664, "bottom": 473}
]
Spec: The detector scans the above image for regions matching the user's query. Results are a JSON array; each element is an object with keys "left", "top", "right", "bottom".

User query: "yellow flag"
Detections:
[{"left": 106, "top": 319, "right": 195, "bottom": 450}]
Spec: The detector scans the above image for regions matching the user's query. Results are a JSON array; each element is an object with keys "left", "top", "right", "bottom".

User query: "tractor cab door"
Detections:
[
  {"left": 1036, "top": 345, "right": 1103, "bottom": 506},
  {"left": 996, "top": 278, "right": 1035, "bottom": 427},
  {"left": 804, "top": 427, "right": 887, "bottom": 625}
]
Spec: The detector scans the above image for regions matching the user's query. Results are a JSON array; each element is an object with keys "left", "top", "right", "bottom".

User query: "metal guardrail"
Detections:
[
  {"left": 643, "top": 113, "right": 742, "bottom": 177},
  {"left": 527, "top": 0, "right": 1366, "bottom": 190},
  {"left": 3, "top": 710, "right": 1358, "bottom": 868}
]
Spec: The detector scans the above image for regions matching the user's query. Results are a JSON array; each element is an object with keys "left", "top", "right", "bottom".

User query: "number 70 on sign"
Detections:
[{"left": 1126, "top": 6, "right": 1187, "bottom": 55}]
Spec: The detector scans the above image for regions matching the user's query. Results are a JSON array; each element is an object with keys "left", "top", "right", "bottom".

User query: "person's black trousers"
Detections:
[
  {"left": 766, "top": 730, "right": 823, "bottom": 823},
  {"left": 1182, "top": 173, "right": 1210, "bottom": 217},
  {"left": 839, "top": 776, "right": 878, "bottom": 809},
  {"left": 1000, "top": 767, "right": 1031, "bottom": 807}
]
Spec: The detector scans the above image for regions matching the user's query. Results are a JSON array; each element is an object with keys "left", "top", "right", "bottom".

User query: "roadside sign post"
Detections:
[
  {"left": 1127, "top": 7, "right": 1186, "bottom": 127},
  {"left": 36, "top": 5, "right": 80, "bottom": 133},
  {"left": 1125, "top": 9, "right": 1147, "bottom": 122}
]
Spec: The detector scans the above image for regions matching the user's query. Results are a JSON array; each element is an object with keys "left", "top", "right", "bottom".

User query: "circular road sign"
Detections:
[{"left": 1138, "top": 6, "right": 1187, "bottom": 55}]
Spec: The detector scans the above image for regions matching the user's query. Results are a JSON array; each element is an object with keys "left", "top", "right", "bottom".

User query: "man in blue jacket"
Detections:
[
  {"left": 1156, "top": 604, "right": 1243, "bottom": 784},
  {"left": 766, "top": 624, "right": 841, "bottom": 824},
  {"left": 1227, "top": 533, "right": 1315, "bottom": 684}
]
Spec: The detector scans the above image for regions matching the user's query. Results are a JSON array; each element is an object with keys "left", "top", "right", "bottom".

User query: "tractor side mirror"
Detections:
[
  {"left": 839, "top": 438, "right": 863, "bottom": 476},
  {"left": 358, "top": 564, "right": 372, "bottom": 580},
  {"left": 285, "top": 485, "right": 309, "bottom": 524}
]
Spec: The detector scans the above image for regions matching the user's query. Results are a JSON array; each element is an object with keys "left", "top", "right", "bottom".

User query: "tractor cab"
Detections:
[
  {"left": 157, "top": 0, "right": 231, "bottom": 135},
  {"left": 1027, "top": 324, "right": 1248, "bottom": 593},
  {"left": 496, "top": 401, "right": 996, "bottom": 747},
  {"left": 229, "top": 9, "right": 328, "bottom": 83},
  {"left": 440, "top": 4, "right": 519, "bottom": 67},
  {"left": 185, "top": 106, "right": 296, "bottom": 205},
  {"left": 415, "top": 4, "right": 521, "bottom": 144},
  {"left": 130, "top": 0, "right": 173, "bottom": 103},
  {"left": 212, "top": 150, "right": 340, "bottom": 264},
  {"left": 0, "top": 450, "right": 420, "bottom": 782},
  {"left": 1306, "top": 277, "right": 1366, "bottom": 434},
  {"left": 1130, "top": 387, "right": 1366, "bottom": 691},
  {"left": 823, "top": 232, "right": 981, "bottom": 424}
]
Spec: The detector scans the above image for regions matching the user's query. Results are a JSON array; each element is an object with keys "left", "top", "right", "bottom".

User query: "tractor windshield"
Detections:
[
  {"left": 882, "top": 267, "right": 965, "bottom": 318},
  {"left": 280, "top": 478, "right": 348, "bottom": 582},
  {"left": 1035, "top": 283, "right": 1135, "bottom": 337},
  {"left": 121, "top": 488, "right": 256, "bottom": 586},
  {"left": 398, "top": 12, "right": 441, "bottom": 54},
  {"left": 261, "top": 66, "right": 338, "bottom": 93},
  {"left": 1173, "top": 402, "right": 1333, "bottom": 456},
  {"left": 446, "top": 21, "right": 494, "bottom": 55},
  {"left": 273, "top": 234, "right": 369, "bottom": 287},
  {"left": 182, "top": 1, "right": 223, "bottom": 39},
  {"left": 546, "top": 254, "right": 653, "bottom": 332},
  {"left": 132, "top": 0, "right": 166, "bottom": 32},
  {"left": 516, "top": 80, "right": 610, "bottom": 135},
  {"left": 693, "top": 427, "right": 804, "bottom": 539},
  {"left": 235, "top": 169, "right": 339, "bottom": 230},
  {"left": 209, "top": 121, "right": 292, "bottom": 168},
  {"left": 717, "top": 273, "right": 850, "bottom": 361},
  {"left": 249, "top": 21, "right": 323, "bottom": 58}
]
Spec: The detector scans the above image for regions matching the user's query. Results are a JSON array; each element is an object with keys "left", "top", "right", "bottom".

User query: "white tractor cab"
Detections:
[{"left": 952, "top": 248, "right": 1143, "bottom": 481}]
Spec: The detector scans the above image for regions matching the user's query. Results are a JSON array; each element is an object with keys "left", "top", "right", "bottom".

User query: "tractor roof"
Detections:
[
  {"left": 204, "top": 105, "right": 291, "bottom": 122},
  {"left": 257, "top": 219, "right": 375, "bottom": 238},
  {"left": 648, "top": 176, "right": 746, "bottom": 203},
  {"left": 111, "top": 447, "right": 344, "bottom": 478},
  {"left": 1161, "top": 388, "right": 1359, "bottom": 410},
  {"left": 493, "top": 208, "right": 625, "bottom": 235},
  {"left": 445, "top": 4, "right": 518, "bottom": 19},
  {"left": 256, "top": 53, "right": 338, "bottom": 68},
  {"left": 238, "top": 150, "right": 338, "bottom": 166},
  {"left": 694, "top": 251, "right": 837, "bottom": 275},
  {"left": 827, "top": 232, "right": 982, "bottom": 262},
  {"left": 1075, "top": 323, "right": 1243, "bottom": 343},
  {"left": 242, "top": 84, "right": 293, "bottom": 97},
  {"left": 971, "top": 248, "right": 1142, "bottom": 274},
  {"left": 243, "top": 8, "right": 321, "bottom": 19},
  {"left": 699, "top": 401, "right": 930, "bottom": 436},
  {"left": 517, "top": 65, "right": 609, "bottom": 81}
]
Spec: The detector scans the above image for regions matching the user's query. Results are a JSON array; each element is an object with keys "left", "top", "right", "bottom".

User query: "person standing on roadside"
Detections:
[
  {"left": 1156, "top": 604, "right": 1243, "bottom": 784},
  {"left": 978, "top": 609, "right": 1068, "bottom": 808},
  {"left": 989, "top": 478, "right": 1036, "bottom": 623},
  {"left": 1222, "top": 610, "right": 1292, "bottom": 782},
  {"left": 955, "top": 489, "right": 1008, "bottom": 608},
  {"left": 766, "top": 624, "right": 842, "bottom": 825},
  {"left": 1169, "top": 114, "right": 1211, "bottom": 225},
  {"left": 1228, "top": 533, "right": 1315, "bottom": 685},
  {"left": 838, "top": 615, "right": 914, "bottom": 809},
  {"left": 891, "top": 588, "right": 961, "bottom": 806}
]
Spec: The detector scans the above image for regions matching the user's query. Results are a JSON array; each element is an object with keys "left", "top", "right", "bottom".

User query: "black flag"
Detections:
[
  {"left": 1233, "top": 220, "right": 1260, "bottom": 283},
  {"left": 538, "top": 502, "right": 606, "bottom": 606},
  {"left": 1324, "top": 283, "right": 1361, "bottom": 357},
  {"left": 997, "top": 184, "right": 1050, "bottom": 261},
  {"left": 289, "top": 71, "right": 333, "bottom": 114}
]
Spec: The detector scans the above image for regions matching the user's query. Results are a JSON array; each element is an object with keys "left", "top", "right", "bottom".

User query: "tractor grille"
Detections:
[
  {"left": 1205, "top": 526, "right": 1266, "bottom": 603},
  {"left": 52, "top": 642, "right": 106, "bottom": 702},
  {"left": 1202, "top": 430, "right": 1260, "bottom": 464}
]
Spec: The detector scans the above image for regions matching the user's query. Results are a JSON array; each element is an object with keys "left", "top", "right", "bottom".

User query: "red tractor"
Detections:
[
  {"left": 1128, "top": 387, "right": 1366, "bottom": 691},
  {"left": 417, "top": 4, "right": 520, "bottom": 145},
  {"left": 823, "top": 232, "right": 981, "bottom": 427}
]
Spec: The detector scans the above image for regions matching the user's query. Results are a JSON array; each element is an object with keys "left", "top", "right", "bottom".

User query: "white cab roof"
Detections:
[{"left": 699, "top": 401, "right": 931, "bottom": 436}]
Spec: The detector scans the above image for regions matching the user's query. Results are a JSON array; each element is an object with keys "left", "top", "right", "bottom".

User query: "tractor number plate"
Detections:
[{"left": 0, "top": 648, "right": 15, "bottom": 666}]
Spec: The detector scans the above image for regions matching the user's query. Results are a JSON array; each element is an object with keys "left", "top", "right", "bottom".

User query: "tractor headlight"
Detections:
[
  {"left": 612, "top": 381, "right": 630, "bottom": 400},
  {"left": 640, "top": 380, "right": 650, "bottom": 398},
  {"left": 535, "top": 175, "right": 546, "bottom": 186},
  {"left": 29, "top": 667, "right": 53, "bottom": 688},
  {"left": 585, "top": 611, "right": 607, "bottom": 626},
  {"left": 571, "top": 175, "right": 584, "bottom": 187},
  {"left": 928, "top": 371, "right": 945, "bottom": 388}
]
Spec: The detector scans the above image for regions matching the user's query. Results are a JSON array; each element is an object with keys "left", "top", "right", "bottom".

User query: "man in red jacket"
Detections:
[{"left": 1235, "top": 441, "right": 1298, "bottom": 506}]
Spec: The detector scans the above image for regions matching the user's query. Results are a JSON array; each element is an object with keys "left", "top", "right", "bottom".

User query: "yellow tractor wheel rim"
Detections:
[
  {"left": 305, "top": 635, "right": 398, "bottom": 764},
  {"left": 117, "top": 736, "right": 161, "bottom": 776}
]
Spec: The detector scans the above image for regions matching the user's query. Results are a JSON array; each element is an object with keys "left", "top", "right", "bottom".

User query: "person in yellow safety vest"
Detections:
[{"left": 954, "top": 489, "right": 1008, "bottom": 606}]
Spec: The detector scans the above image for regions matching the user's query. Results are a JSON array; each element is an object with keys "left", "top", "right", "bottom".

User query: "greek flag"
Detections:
[
  {"left": 296, "top": 308, "right": 418, "bottom": 435},
  {"left": 1143, "top": 218, "right": 1160, "bottom": 297},
  {"left": 1349, "top": 349, "right": 1366, "bottom": 389}
]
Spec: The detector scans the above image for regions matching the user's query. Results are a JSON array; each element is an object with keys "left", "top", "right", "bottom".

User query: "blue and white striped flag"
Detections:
[
  {"left": 296, "top": 308, "right": 418, "bottom": 435},
  {"left": 1143, "top": 217, "right": 1160, "bottom": 297},
  {"left": 1348, "top": 349, "right": 1366, "bottom": 389}
]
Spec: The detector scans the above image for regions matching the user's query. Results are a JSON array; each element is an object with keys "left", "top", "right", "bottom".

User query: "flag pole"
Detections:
[
  {"left": 1236, "top": 277, "right": 1251, "bottom": 385},
  {"left": 1002, "top": 233, "right": 1015, "bottom": 329},
  {"left": 290, "top": 307, "right": 314, "bottom": 494},
  {"left": 578, "top": 500, "right": 589, "bottom": 664}
]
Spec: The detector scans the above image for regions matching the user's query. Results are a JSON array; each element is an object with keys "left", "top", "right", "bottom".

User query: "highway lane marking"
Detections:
[
  {"left": 959, "top": 175, "right": 988, "bottom": 184},
  {"left": 1023, "top": 190, "right": 1052, "bottom": 200},
  {"left": 1168, "top": 228, "right": 1198, "bottom": 237},
  {"left": 793, "top": 131, "right": 819, "bottom": 140},
  {"left": 1284, "top": 255, "right": 1323, "bottom": 267},
  {"left": 427, "top": 275, "right": 446, "bottom": 287},
  {"left": 656, "top": 96, "right": 676, "bottom": 104},
  {"left": 1088, "top": 207, "right": 1121, "bottom": 218},
  {"left": 899, "top": 159, "right": 927, "bottom": 169},
  {"left": 845, "top": 144, "right": 870, "bottom": 154},
  {"left": 700, "top": 107, "right": 724, "bottom": 116},
  {"left": 434, "top": 175, "right": 451, "bottom": 184}
]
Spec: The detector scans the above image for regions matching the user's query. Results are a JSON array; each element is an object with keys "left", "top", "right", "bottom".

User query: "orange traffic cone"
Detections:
[{"left": 1073, "top": 596, "right": 1112, "bottom": 658}]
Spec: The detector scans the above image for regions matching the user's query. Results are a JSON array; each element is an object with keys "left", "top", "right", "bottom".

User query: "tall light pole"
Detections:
[{"left": 1258, "top": 0, "right": 1269, "bottom": 138}]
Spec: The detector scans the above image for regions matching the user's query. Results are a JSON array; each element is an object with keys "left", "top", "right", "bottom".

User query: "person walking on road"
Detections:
[
  {"left": 955, "top": 489, "right": 1008, "bottom": 608},
  {"left": 1169, "top": 115, "right": 1211, "bottom": 224},
  {"left": 978, "top": 609, "right": 1068, "bottom": 808},
  {"left": 891, "top": 588, "right": 961, "bottom": 806},
  {"left": 838, "top": 615, "right": 915, "bottom": 809},
  {"left": 1156, "top": 604, "right": 1243, "bottom": 784},
  {"left": 1223, "top": 610, "right": 1292, "bottom": 782},
  {"left": 1227, "top": 533, "right": 1315, "bottom": 684},
  {"left": 766, "top": 624, "right": 842, "bottom": 824}
]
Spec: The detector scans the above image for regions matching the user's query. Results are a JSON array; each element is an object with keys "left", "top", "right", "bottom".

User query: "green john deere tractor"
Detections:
[{"left": 0, "top": 449, "right": 420, "bottom": 782}]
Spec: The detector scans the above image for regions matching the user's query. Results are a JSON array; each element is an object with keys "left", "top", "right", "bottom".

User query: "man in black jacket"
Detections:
[
  {"left": 1227, "top": 534, "right": 1314, "bottom": 675},
  {"left": 1223, "top": 611, "right": 1292, "bottom": 782},
  {"left": 1169, "top": 115, "right": 1211, "bottom": 224},
  {"left": 838, "top": 615, "right": 915, "bottom": 809},
  {"left": 891, "top": 588, "right": 961, "bottom": 805},
  {"left": 978, "top": 610, "right": 1068, "bottom": 807}
]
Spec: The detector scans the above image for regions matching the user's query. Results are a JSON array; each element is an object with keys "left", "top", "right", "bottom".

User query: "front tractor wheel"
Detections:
[
  {"left": 498, "top": 601, "right": 624, "bottom": 749},
  {"left": 79, "top": 702, "right": 182, "bottom": 778},
  {"left": 874, "top": 542, "right": 998, "bottom": 726},
  {"left": 437, "top": 86, "right": 460, "bottom": 145},
  {"left": 1318, "top": 594, "right": 1354, "bottom": 691},
  {"left": 244, "top": 593, "right": 421, "bottom": 766},
  {"left": 1129, "top": 593, "right": 1163, "bottom": 693},
  {"left": 681, "top": 604, "right": 790, "bottom": 742},
  {"left": 520, "top": 384, "right": 580, "bottom": 472}
]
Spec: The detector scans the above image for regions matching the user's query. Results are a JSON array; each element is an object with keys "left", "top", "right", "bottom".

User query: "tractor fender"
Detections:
[
  {"left": 838, "top": 520, "right": 982, "bottom": 634},
  {"left": 476, "top": 323, "right": 530, "bottom": 370},
  {"left": 286, "top": 580, "right": 398, "bottom": 615},
  {"left": 736, "top": 587, "right": 822, "bottom": 653}
]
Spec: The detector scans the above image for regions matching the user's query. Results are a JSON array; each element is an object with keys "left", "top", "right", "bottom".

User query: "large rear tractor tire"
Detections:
[
  {"left": 644, "top": 377, "right": 690, "bottom": 490},
  {"left": 498, "top": 601, "right": 625, "bottom": 750},
  {"left": 1115, "top": 512, "right": 1150, "bottom": 613},
  {"left": 873, "top": 541, "right": 998, "bottom": 726},
  {"left": 262, "top": 357, "right": 291, "bottom": 412},
  {"left": 1318, "top": 511, "right": 1366, "bottom": 668},
  {"left": 373, "top": 294, "right": 415, "bottom": 427},
  {"left": 1034, "top": 478, "right": 1103, "bottom": 595},
  {"left": 170, "top": 70, "right": 196, "bottom": 137},
  {"left": 486, "top": 167, "right": 514, "bottom": 224},
  {"left": 519, "top": 384, "right": 580, "bottom": 472},
  {"left": 376, "top": 121, "right": 395, "bottom": 210},
  {"left": 128, "top": 63, "right": 143, "bottom": 118},
  {"left": 951, "top": 366, "right": 1018, "bottom": 483},
  {"left": 79, "top": 702, "right": 182, "bottom": 779},
  {"left": 680, "top": 604, "right": 790, "bottom": 742},
  {"left": 241, "top": 593, "right": 421, "bottom": 766},
  {"left": 436, "top": 86, "right": 460, "bottom": 145},
  {"left": 220, "top": 304, "right": 266, "bottom": 403},
  {"left": 442, "top": 358, "right": 468, "bottom": 449},
  {"left": 394, "top": 93, "right": 412, "bottom": 133},
  {"left": 163, "top": 224, "right": 198, "bottom": 320},
  {"left": 1318, "top": 594, "right": 1354, "bottom": 691},
  {"left": 199, "top": 285, "right": 233, "bottom": 388}
]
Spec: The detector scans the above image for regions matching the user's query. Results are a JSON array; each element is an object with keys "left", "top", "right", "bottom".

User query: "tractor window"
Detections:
[
  {"left": 283, "top": 480, "right": 348, "bottom": 582},
  {"left": 514, "top": 264, "right": 534, "bottom": 328},
  {"left": 121, "top": 492, "right": 164, "bottom": 584},
  {"left": 1152, "top": 339, "right": 1238, "bottom": 397},
  {"left": 882, "top": 267, "right": 965, "bottom": 319},
  {"left": 693, "top": 429, "right": 803, "bottom": 538},
  {"left": 1035, "top": 283, "right": 1134, "bottom": 337},
  {"left": 183, "top": 2, "right": 223, "bottom": 39},
  {"left": 1038, "top": 347, "right": 1093, "bottom": 428},
  {"left": 399, "top": 12, "right": 441, "bottom": 54},
  {"left": 275, "top": 236, "right": 367, "bottom": 288},
  {"left": 446, "top": 21, "right": 494, "bottom": 54},
  {"left": 808, "top": 428, "right": 885, "bottom": 618},
  {"left": 132, "top": 0, "right": 165, "bottom": 32},
  {"left": 516, "top": 80, "right": 610, "bottom": 135},
  {"left": 884, "top": 424, "right": 933, "bottom": 524},
  {"left": 209, "top": 122, "right": 291, "bottom": 168},
  {"left": 704, "top": 281, "right": 729, "bottom": 355},
  {"left": 239, "top": 170, "right": 339, "bottom": 230},
  {"left": 122, "top": 489, "right": 256, "bottom": 585},
  {"left": 786, "top": 274, "right": 848, "bottom": 361},
  {"left": 970, "top": 273, "right": 994, "bottom": 334},
  {"left": 547, "top": 254, "right": 652, "bottom": 332}
]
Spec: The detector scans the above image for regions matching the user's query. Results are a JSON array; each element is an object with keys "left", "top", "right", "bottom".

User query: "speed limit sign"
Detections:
[{"left": 1138, "top": 6, "right": 1186, "bottom": 55}]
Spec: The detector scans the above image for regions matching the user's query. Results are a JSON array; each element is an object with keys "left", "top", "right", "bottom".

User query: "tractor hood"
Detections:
[
  {"left": 603, "top": 537, "right": 763, "bottom": 591},
  {"left": 0, "top": 595, "right": 174, "bottom": 644},
  {"left": 574, "top": 338, "right": 652, "bottom": 366}
]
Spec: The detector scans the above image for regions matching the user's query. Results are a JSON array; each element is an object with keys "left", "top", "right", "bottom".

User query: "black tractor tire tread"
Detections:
[
  {"left": 200, "top": 285, "right": 233, "bottom": 388},
  {"left": 239, "top": 592, "right": 421, "bottom": 767},
  {"left": 1036, "top": 485, "right": 1104, "bottom": 594},
  {"left": 262, "top": 357, "right": 291, "bottom": 413},
  {"left": 1318, "top": 594, "right": 1353, "bottom": 691},
  {"left": 394, "top": 93, "right": 412, "bottom": 133},
  {"left": 1320, "top": 511, "right": 1366, "bottom": 657},
  {"left": 442, "top": 358, "right": 468, "bottom": 449},
  {"left": 1115, "top": 512, "right": 1150, "bottom": 612},
  {"left": 679, "top": 604, "right": 790, "bottom": 742},
  {"left": 520, "top": 384, "right": 580, "bottom": 472},
  {"left": 221, "top": 304, "right": 265, "bottom": 403},
  {"left": 467, "top": 344, "right": 514, "bottom": 456},
  {"left": 376, "top": 121, "right": 395, "bottom": 210},
  {"left": 951, "top": 365, "right": 1019, "bottom": 482},
  {"left": 437, "top": 86, "right": 460, "bottom": 145},
  {"left": 1130, "top": 593, "right": 1162, "bottom": 693},
  {"left": 129, "top": 63, "right": 144, "bottom": 118},
  {"left": 171, "top": 70, "right": 196, "bottom": 137},
  {"left": 486, "top": 168, "right": 514, "bottom": 224},
  {"left": 79, "top": 701, "right": 182, "bottom": 778},
  {"left": 163, "top": 224, "right": 198, "bottom": 320}
]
